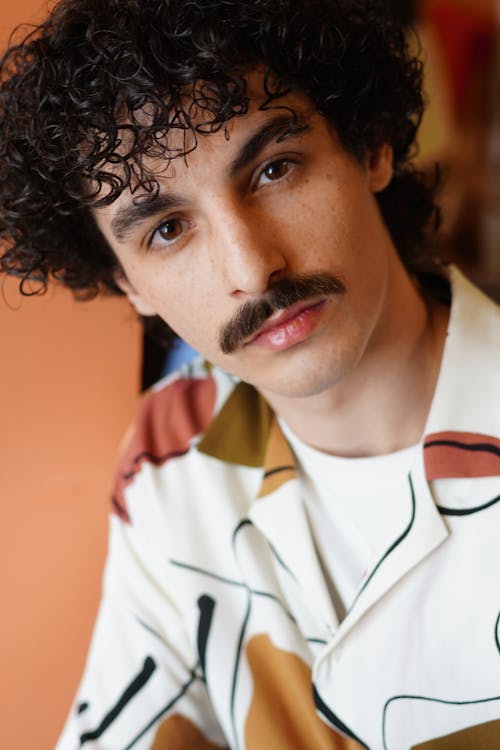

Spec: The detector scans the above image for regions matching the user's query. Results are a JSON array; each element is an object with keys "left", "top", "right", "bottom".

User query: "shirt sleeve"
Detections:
[{"left": 55, "top": 515, "right": 228, "bottom": 750}]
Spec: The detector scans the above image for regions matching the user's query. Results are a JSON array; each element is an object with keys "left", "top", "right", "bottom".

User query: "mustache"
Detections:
[{"left": 219, "top": 273, "right": 345, "bottom": 354}]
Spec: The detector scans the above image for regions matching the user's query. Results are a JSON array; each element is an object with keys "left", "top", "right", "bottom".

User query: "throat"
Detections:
[{"left": 265, "top": 300, "right": 450, "bottom": 458}]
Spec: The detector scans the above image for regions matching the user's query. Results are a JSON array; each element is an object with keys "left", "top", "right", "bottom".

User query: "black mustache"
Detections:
[{"left": 219, "top": 274, "right": 345, "bottom": 354}]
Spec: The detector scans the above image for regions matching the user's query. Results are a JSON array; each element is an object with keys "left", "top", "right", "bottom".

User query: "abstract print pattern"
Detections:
[{"left": 56, "top": 268, "right": 500, "bottom": 750}]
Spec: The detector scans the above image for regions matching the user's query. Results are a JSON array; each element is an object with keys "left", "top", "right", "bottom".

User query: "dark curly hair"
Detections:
[{"left": 0, "top": 0, "right": 440, "bottom": 299}]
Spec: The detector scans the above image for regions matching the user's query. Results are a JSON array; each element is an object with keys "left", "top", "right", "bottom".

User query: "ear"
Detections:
[
  {"left": 113, "top": 271, "right": 158, "bottom": 316},
  {"left": 367, "top": 143, "right": 393, "bottom": 193}
]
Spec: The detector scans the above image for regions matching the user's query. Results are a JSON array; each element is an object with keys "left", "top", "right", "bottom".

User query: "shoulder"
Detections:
[
  {"left": 450, "top": 265, "right": 499, "bottom": 326},
  {"left": 446, "top": 267, "right": 500, "bottom": 389},
  {"left": 112, "top": 359, "right": 239, "bottom": 522},
  {"left": 133, "top": 360, "right": 219, "bottom": 456}
]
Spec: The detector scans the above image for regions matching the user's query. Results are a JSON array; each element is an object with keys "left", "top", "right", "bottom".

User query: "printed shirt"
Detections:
[{"left": 56, "top": 268, "right": 500, "bottom": 750}]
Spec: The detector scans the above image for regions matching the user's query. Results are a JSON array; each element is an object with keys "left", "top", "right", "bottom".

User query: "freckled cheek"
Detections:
[
  {"left": 278, "top": 193, "right": 354, "bottom": 270},
  {"left": 155, "top": 283, "right": 225, "bottom": 351}
]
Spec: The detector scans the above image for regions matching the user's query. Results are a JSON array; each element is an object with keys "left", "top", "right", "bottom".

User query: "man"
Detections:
[{"left": 1, "top": 1, "right": 499, "bottom": 748}]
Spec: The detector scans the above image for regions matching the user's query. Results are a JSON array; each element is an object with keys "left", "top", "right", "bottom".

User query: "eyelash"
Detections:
[
  {"left": 254, "top": 157, "right": 297, "bottom": 189},
  {"left": 148, "top": 217, "right": 188, "bottom": 248},
  {"left": 147, "top": 156, "right": 299, "bottom": 249}
]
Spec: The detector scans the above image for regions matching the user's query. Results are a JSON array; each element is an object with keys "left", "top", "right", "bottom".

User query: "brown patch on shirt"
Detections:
[
  {"left": 411, "top": 717, "right": 500, "bottom": 749},
  {"left": 245, "top": 634, "right": 362, "bottom": 749},
  {"left": 151, "top": 713, "right": 226, "bottom": 749}
]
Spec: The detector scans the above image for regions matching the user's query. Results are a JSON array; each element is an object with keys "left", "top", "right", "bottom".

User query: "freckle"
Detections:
[{"left": 326, "top": 173, "right": 333, "bottom": 181}]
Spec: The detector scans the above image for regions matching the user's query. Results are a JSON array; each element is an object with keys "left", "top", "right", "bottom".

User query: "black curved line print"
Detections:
[
  {"left": 424, "top": 439, "right": 500, "bottom": 457},
  {"left": 79, "top": 656, "right": 156, "bottom": 744},
  {"left": 347, "top": 473, "right": 416, "bottom": 614},
  {"left": 495, "top": 611, "right": 500, "bottom": 656},
  {"left": 229, "top": 519, "right": 254, "bottom": 750},
  {"left": 170, "top": 558, "right": 247, "bottom": 589},
  {"left": 268, "top": 539, "right": 298, "bottom": 581},
  {"left": 233, "top": 518, "right": 253, "bottom": 536},
  {"left": 313, "top": 685, "right": 369, "bottom": 747},
  {"left": 122, "top": 667, "right": 199, "bottom": 750},
  {"left": 263, "top": 464, "right": 296, "bottom": 479},
  {"left": 229, "top": 594, "right": 251, "bottom": 750},
  {"left": 170, "top": 558, "right": 324, "bottom": 647},
  {"left": 437, "top": 493, "right": 500, "bottom": 517},
  {"left": 77, "top": 702, "right": 88, "bottom": 715},
  {"left": 171, "top": 558, "right": 300, "bottom": 622},
  {"left": 307, "top": 637, "right": 328, "bottom": 645},
  {"left": 251, "top": 587, "right": 297, "bottom": 622},
  {"left": 382, "top": 693, "right": 500, "bottom": 750},
  {"left": 171, "top": 524, "right": 300, "bottom": 607},
  {"left": 197, "top": 595, "right": 216, "bottom": 677},
  {"left": 135, "top": 615, "right": 165, "bottom": 642}
]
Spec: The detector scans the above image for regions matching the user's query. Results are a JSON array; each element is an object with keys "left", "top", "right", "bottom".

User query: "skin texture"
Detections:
[{"left": 93, "top": 85, "right": 449, "bottom": 457}]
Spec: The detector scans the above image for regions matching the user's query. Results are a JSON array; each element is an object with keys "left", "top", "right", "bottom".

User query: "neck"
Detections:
[{"left": 262, "top": 275, "right": 450, "bottom": 458}]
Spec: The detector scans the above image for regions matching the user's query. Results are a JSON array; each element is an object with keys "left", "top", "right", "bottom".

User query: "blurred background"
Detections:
[
  {"left": 0, "top": 3, "right": 142, "bottom": 747},
  {"left": 414, "top": 0, "right": 500, "bottom": 299},
  {"left": 0, "top": 1, "right": 499, "bottom": 748}
]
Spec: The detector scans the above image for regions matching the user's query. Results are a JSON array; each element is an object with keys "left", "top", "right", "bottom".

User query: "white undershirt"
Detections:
[{"left": 279, "top": 418, "right": 420, "bottom": 618}]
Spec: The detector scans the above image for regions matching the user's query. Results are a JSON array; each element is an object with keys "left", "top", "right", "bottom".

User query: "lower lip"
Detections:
[{"left": 249, "top": 300, "right": 327, "bottom": 351}]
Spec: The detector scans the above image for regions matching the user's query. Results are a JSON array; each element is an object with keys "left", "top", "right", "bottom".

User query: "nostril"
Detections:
[{"left": 227, "top": 248, "right": 288, "bottom": 297}]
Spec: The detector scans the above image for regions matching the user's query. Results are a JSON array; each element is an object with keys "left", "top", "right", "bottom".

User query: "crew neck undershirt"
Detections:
[{"left": 279, "top": 418, "right": 420, "bottom": 620}]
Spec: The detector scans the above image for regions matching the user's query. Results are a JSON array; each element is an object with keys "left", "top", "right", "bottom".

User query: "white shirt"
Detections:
[
  {"left": 57, "top": 268, "right": 500, "bottom": 750},
  {"left": 280, "top": 417, "right": 420, "bottom": 616}
]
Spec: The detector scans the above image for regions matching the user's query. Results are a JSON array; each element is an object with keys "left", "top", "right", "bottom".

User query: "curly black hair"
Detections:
[{"left": 0, "top": 0, "right": 439, "bottom": 298}]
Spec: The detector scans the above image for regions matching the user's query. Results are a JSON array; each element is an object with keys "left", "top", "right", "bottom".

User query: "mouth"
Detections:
[{"left": 246, "top": 297, "right": 328, "bottom": 351}]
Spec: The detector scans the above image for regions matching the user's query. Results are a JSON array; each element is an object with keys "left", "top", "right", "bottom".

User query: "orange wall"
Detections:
[
  {"left": 0, "top": 280, "right": 141, "bottom": 749},
  {"left": 0, "top": 3, "right": 141, "bottom": 747}
]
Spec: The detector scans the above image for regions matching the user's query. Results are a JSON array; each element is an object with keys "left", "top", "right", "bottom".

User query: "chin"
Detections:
[
  {"left": 259, "top": 357, "right": 350, "bottom": 400},
  {"left": 267, "top": 377, "right": 339, "bottom": 400}
]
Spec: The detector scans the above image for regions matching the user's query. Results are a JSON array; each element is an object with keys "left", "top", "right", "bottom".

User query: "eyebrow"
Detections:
[
  {"left": 110, "top": 192, "right": 188, "bottom": 242},
  {"left": 109, "top": 113, "right": 310, "bottom": 242},
  {"left": 227, "top": 113, "right": 310, "bottom": 179}
]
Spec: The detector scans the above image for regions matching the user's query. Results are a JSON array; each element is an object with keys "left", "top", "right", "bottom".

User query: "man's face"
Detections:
[{"left": 93, "top": 85, "right": 405, "bottom": 401}]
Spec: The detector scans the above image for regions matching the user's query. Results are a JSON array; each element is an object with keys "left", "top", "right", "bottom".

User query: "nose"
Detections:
[{"left": 213, "top": 206, "right": 287, "bottom": 297}]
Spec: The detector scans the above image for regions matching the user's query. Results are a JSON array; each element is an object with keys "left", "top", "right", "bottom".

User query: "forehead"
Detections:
[
  {"left": 170, "top": 78, "right": 311, "bottom": 148},
  {"left": 89, "top": 73, "right": 318, "bottom": 203}
]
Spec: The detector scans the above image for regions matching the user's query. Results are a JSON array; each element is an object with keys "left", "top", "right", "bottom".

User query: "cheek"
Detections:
[
  {"left": 289, "top": 178, "right": 366, "bottom": 257},
  {"left": 284, "top": 204, "right": 355, "bottom": 272},
  {"left": 124, "top": 249, "right": 225, "bottom": 349},
  {"left": 151, "top": 282, "right": 225, "bottom": 353}
]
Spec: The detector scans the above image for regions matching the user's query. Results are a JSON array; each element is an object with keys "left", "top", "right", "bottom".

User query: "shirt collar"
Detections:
[
  {"left": 197, "top": 379, "right": 298, "bottom": 494},
  {"left": 422, "top": 266, "right": 500, "bottom": 479}
]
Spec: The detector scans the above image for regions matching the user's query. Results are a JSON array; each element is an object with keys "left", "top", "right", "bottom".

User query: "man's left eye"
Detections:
[{"left": 262, "top": 159, "right": 291, "bottom": 182}]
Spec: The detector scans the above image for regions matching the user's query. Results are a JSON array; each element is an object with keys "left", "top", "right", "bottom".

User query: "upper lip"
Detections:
[{"left": 246, "top": 297, "right": 324, "bottom": 343}]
